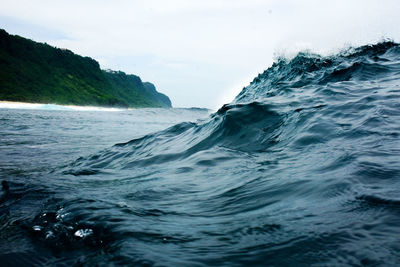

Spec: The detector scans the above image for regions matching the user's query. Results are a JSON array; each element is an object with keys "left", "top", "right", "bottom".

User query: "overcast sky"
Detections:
[{"left": 1, "top": 0, "right": 399, "bottom": 108}]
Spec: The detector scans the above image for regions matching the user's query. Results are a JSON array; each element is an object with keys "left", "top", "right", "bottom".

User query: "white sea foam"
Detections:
[{"left": 0, "top": 101, "right": 123, "bottom": 111}]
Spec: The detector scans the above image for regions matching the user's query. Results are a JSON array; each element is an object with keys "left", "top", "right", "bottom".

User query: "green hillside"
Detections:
[{"left": 0, "top": 29, "right": 171, "bottom": 108}]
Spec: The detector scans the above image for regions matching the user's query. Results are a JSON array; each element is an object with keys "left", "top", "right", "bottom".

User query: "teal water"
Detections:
[{"left": 1, "top": 41, "right": 400, "bottom": 266}]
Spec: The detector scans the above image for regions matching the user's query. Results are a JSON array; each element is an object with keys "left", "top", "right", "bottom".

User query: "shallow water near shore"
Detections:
[{"left": 1, "top": 41, "right": 400, "bottom": 266}]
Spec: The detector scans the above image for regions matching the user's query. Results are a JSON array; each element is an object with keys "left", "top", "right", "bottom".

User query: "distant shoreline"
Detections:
[
  {"left": 0, "top": 100, "right": 126, "bottom": 111},
  {"left": 0, "top": 29, "right": 172, "bottom": 109},
  {"left": 0, "top": 101, "right": 211, "bottom": 112}
]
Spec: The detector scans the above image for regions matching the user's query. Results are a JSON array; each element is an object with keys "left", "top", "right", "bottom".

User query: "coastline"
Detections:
[
  {"left": 0, "top": 101, "right": 124, "bottom": 112},
  {"left": 0, "top": 101, "right": 212, "bottom": 112}
]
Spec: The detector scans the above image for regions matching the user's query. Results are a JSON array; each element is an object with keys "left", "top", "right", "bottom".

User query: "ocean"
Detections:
[{"left": 1, "top": 41, "right": 400, "bottom": 266}]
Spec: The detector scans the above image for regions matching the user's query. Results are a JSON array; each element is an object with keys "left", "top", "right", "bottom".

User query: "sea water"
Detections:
[{"left": 1, "top": 41, "right": 400, "bottom": 266}]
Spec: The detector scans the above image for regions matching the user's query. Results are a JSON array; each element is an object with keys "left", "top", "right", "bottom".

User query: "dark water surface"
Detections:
[{"left": 1, "top": 42, "right": 400, "bottom": 266}]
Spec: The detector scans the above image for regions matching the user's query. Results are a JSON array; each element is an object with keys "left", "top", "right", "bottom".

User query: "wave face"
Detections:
[{"left": 2, "top": 41, "right": 400, "bottom": 266}]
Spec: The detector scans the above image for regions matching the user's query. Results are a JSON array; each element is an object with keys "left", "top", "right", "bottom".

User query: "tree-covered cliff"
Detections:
[{"left": 0, "top": 29, "right": 171, "bottom": 108}]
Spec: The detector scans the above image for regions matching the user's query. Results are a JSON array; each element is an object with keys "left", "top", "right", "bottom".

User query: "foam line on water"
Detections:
[{"left": 0, "top": 101, "right": 123, "bottom": 112}]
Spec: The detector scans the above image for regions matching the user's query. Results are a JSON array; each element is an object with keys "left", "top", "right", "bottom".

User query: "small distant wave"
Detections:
[{"left": 0, "top": 101, "right": 123, "bottom": 111}]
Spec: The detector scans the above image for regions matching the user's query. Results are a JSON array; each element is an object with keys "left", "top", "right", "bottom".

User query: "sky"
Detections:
[{"left": 1, "top": 0, "right": 399, "bottom": 109}]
